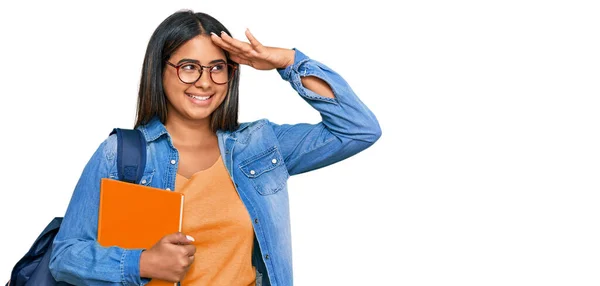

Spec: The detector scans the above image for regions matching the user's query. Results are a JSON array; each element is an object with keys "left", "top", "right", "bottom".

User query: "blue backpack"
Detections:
[{"left": 6, "top": 128, "right": 147, "bottom": 286}]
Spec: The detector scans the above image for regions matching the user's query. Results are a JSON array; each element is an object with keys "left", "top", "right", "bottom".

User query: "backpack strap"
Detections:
[
  {"left": 7, "top": 129, "right": 148, "bottom": 286},
  {"left": 109, "top": 128, "right": 147, "bottom": 184}
]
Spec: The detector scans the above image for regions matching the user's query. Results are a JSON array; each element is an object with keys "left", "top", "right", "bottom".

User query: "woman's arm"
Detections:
[
  {"left": 301, "top": 75, "right": 335, "bottom": 99},
  {"left": 49, "top": 136, "right": 150, "bottom": 286},
  {"left": 271, "top": 49, "right": 381, "bottom": 175},
  {"left": 212, "top": 30, "right": 381, "bottom": 175}
]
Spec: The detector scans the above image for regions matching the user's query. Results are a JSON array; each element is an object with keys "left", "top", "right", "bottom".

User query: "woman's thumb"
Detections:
[{"left": 166, "top": 232, "right": 195, "bottom": 244}]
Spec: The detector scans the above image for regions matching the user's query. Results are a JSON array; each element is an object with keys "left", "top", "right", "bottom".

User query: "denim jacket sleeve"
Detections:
[
  {"left": 49, "top": 135, "right": 150, "bottom": 286},
  {"left": 272, "top": 49, "right": 382, "bottom": 175}
]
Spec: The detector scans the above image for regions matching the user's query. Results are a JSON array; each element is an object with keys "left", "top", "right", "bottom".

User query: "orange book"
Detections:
[{"left": 97, "top": 178, "right": 185, "bottom": 286}]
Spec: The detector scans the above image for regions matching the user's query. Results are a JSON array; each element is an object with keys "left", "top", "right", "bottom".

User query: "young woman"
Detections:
[{"left": 50, "top": 9, "right": 381, "bottom": 286}]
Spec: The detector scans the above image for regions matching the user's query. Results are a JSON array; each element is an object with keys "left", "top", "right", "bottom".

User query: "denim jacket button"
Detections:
[
  {"left": 265, "top": 254, "right": 269, "bottom": 259},
  {"left": 166, "top": 188, "right": 171, "bottom": 191},
  {"left": 170, "top": 159, "right": 176, "bottom": 165},
  {"left": 141, "top": 179, "right": 147, "bottom": 184},
  {"left": 254, "top": 218, "right": 259, "bottom": 224},
  {"left": 250, "top": 170, "right": 256, "bottom": 175},
  {"left": 271, "top": 159, "right": 277, "bottom": 164}
]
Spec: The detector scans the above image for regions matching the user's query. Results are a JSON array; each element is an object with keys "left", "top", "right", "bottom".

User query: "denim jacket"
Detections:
[{"left": 49, "top": 49, "right": 381, "bottom": 286}]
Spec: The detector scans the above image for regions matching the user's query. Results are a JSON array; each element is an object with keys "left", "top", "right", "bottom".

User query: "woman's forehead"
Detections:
[{"left": 170, "top": 35, "right": 226, "bottom": 62}]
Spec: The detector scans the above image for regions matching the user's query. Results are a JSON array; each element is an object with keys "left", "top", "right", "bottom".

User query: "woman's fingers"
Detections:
[
  {"left": 219, "top": 31, "right": 254, "bottom": 54},
  {"left": 211, "top": 33, "right": 256, "bottom": 67},
  {"left": 210, "top": 32, "right": 238, "bottom": 54},
  {"left": 210, "top": 29, "right": 282, "bottom": 70},
  {"left": 213, "top": 31, "right": 261, "bottom": 59},
  {"left": 245, "top": 29, "right": 265, "bottom": 53}
]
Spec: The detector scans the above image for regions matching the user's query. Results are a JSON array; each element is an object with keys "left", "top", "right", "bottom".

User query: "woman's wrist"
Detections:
[
  {"left": 139, "top": 250, "right": 152, "bottom": 278},
  {"left": 277, "top": 48, "right": 295, "bottom": 69}
]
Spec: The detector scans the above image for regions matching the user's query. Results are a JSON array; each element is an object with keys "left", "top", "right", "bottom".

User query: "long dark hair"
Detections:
[{"left": 134, "top": 10, "right": 240, "bottom": 132}]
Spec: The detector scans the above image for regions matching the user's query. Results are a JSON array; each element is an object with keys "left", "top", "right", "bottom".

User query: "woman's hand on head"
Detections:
[{"left": 211, "top": 29, "right": 294, "bottom": 70}]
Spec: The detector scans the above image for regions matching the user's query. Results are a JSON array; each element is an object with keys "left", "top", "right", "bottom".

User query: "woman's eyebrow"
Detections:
[
  {"left": 176, "top": 58, "right": 226, "bottom": 65},
  {"left": 176, "top": 58, "right": 199, "bottom": 64},
  {"left": 209, "top": 59, "right": 226, "bottom": 64}
]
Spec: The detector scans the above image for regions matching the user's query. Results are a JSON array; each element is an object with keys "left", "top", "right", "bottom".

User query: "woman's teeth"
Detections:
[{"left": 188, "top": 94, "right": 212, "bottom": 101}]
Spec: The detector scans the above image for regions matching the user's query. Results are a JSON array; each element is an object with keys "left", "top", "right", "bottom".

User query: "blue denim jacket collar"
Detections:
[
  {"left": 140, "top": 116, "right": 257, "bottom": 143},
  {"left": 138, "top": 116, "right": 169, "bottom": 143}
]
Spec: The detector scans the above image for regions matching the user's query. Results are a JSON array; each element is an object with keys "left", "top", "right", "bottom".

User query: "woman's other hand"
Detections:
[{"left": 139, "top": 232, "right": 196, "bottom": 283}]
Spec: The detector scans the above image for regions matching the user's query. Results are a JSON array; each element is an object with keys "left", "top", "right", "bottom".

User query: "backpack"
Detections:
[{"left": 6, "top": 128, "right": 147, "bottom": 286}]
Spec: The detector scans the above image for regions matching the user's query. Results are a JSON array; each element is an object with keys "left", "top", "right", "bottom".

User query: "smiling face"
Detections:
[{"left": 163, "top": 35, "right": 230, "bottom": 125}]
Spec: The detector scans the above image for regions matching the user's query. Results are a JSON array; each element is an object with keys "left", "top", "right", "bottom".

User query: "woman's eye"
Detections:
[
  {"left": 181, "top": 64, "right": 198, "bottom": 71},
  {"left": 211, "top": 63, "right": 226, "bottom": 73}
]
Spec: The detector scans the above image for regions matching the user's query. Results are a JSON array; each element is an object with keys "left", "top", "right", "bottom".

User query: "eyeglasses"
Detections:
[{"left": 165, "top": 61, "right": 237, "bottom": 85}]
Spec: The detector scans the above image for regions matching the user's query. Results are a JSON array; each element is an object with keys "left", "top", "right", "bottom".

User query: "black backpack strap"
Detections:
[{"left": 109, "top": 128, "right": 147, "bottom": 184}]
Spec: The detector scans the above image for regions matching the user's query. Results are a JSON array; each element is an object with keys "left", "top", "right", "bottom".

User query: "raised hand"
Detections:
[{"left": 210, "top": 29, "right": 295, "bottom": 70}]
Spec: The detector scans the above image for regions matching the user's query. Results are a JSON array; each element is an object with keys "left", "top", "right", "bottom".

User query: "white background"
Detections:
[{"left": 0, "top": 1, "right": 599, "bottom": 285}]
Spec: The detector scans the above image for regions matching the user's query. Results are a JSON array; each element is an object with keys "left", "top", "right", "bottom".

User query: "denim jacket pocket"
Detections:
[{"left": 239, "top": 146, "right": 289, "bottom": 195}]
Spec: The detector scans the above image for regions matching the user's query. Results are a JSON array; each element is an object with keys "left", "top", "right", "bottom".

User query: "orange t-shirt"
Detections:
[{"left": 175, "top": 156, "right": 256, "bottom": 285}]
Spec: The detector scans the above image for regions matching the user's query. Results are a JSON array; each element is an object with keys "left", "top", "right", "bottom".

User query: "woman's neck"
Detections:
[{"left": 164, "top": 114, "right": 216, "bottom": 149}]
